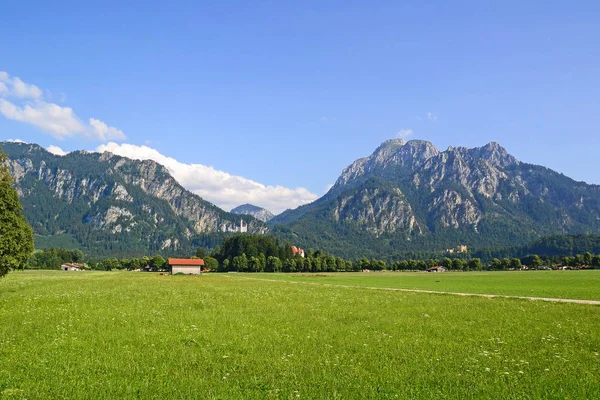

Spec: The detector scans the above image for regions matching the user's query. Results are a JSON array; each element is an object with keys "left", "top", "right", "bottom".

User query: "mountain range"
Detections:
[
  {"left": 2, "top": 142, "right": 265, "bottom": 256},
  {"left": 3, "top": 138, "right": 600, "bottom": 259},
  {"left": 270, "top": 139, "right": 600, "bottom": 258}
]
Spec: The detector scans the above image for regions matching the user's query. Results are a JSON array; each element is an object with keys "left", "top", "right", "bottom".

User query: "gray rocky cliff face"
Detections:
[
  {"left": 420, "top": 149, "right": 510, "bottom": 199},
  {"left": 468, "top": 142, "right": 518, "bottom": 168},
  {"left": 429, "top": 189, "right": 482, "bottom": 229},
  {"left": 331, "top": 186, "right": 422, "bottom": 236},
  {"left": 104, "top": 155, "right": 229, "bottom": 233}
]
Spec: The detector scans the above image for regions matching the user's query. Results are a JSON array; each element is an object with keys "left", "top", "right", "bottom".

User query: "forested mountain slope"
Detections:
[
  {"left": 2, "top": 142, "right": 265, "bottom": 256},
  {"left": 271, "top": 139, "right": 600, "bottom": 258}
]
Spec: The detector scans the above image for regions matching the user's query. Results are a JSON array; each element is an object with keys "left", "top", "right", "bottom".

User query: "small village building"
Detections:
[
  {"left": 291, "top": 246, "right": 305, "bottom": 258},
  {"left": 426, "top": 266, "right": 447, "bottom": 273},
  {"left": 169, "top": 258, "right": 205, "bottom": 275},
  {"left": 443, "top": 245, "right": 468, "bottom": 255},
  {"left": 61, "top": 263, "right": 84, "bottom": 271}
]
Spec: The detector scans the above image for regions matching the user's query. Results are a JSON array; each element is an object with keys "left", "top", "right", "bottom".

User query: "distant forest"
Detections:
[{"left": 24, "top": 233, "right": 600, "bottom": 272}]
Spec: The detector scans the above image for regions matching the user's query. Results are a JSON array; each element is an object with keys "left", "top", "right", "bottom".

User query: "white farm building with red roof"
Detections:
[{"left": 169, "top": 258, "right": 205, "bottom": 275}]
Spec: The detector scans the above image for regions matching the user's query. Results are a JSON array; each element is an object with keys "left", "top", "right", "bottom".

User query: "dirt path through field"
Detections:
[{"left": 232, "top": 276, "right": 600, "bottom": 305}]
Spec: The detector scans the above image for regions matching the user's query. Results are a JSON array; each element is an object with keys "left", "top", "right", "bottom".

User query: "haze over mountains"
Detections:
[{"left": 3, "top": 138, "right": 600, "bottom": 258}]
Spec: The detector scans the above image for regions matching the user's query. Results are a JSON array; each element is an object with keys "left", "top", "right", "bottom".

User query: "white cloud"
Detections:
[
  {"left": 95, "top": 142, "right": 319, "bottom": 214},
  {"left": 11, "top": 77, "right": 43, "bottom": 100},
  {"left": 0, "top": 99, "right": 85, "bottom": 139},
  {"left": 324, "top": 183, "right": 334, "bottom": 194},
  {"left": 396, "top": 129, "right": 414, "bottom": 140},
  {"left": 89, "top": 118, "right": 126, "bottom": 141},
  {"left": 427, "top": 112, "right": 437, "bottom": 121},
  {"left": 46, "top": 145, "right": 68, "bottom": 156},
  {"left": 0, "top": 71, "right": 126, "bottom": 142},
  {"left": 0, "top": 71, "right": 43, "bottom": 100}
]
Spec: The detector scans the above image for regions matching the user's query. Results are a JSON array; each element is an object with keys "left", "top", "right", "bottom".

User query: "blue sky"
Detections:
[{"left": 1, "top": 1, "right": 599, "bottom": 213}]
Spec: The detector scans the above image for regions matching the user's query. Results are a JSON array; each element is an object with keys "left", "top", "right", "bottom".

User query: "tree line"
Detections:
[
  {"left": 26, "top": 248, "right": 171, "bottom": 271},
  {"left": 18, "top": 235, "right": 600, "bottom": 273}
]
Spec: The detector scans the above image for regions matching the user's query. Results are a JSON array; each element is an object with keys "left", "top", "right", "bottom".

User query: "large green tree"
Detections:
[
  {"left": 149, "top": 254, "right": 166, "bottom": 270},
  {"left": 203, "top": 256, "right": 218, "bottom": 271},
  {"left": 0, "top": 150, "right": 34, "bottom": 278}
]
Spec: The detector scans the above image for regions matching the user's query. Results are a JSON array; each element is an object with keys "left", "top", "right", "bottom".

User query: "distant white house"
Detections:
[
  {"left": 426, "top": 266, "right": 447, "bottom": 273},
  {"left": 61, "top": 263, "right": 84, "bottom": 271}
]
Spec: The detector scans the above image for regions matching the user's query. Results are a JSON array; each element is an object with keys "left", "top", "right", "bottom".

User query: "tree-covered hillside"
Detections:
[{"left": 3, "top": 142, "right": 265, "bottom": 257}]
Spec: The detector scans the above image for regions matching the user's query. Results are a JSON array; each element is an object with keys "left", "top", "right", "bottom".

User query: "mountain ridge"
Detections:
[
  {"left": 270, "top": 139, "right": 600, "bottom": 258},
  {"left": 2, "top": 141, "right": 266, "bottom": 256},
  {"left": 5, "top": 138, "right": 600, "bottom": 259}
]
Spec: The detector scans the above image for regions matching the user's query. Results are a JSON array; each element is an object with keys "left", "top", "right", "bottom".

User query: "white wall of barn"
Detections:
[{"left": 171, "top": 265, "right": 202, "bottom": 275}]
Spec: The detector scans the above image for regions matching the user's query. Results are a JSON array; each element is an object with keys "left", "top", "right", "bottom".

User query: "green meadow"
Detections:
[
  {"left": 254, "top": 270, "right": 600, "bottom": 301},
  {"left": 1, "top": 271, "right": 599, "bottom": 399}
]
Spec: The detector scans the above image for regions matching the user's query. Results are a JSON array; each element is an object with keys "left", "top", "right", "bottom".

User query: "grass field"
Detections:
[
  {"left": 251, "top": 270, "right": 600, "bottom": 301},
  {"left": 1, "top": 271, "right": 599, "bottom": 399}
]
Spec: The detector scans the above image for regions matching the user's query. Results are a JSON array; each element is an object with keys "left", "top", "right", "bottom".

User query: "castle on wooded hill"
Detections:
[{"left": 221, "top": 218, "right": 248, "bottom": 233}]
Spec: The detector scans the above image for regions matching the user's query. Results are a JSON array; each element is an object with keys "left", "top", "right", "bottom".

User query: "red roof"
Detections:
[
  {"left": 291, "top": 246, "right": 304, "bottom": 255},
  {"left": 168, "top": 258, "right": 205, "bottom": 266}
]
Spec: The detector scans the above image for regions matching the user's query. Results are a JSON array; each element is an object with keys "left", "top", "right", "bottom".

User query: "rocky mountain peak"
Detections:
[
  {"left": 469, "top": 141, "right": 517, "bottom": 167},
  {"left": 335, "top": 139, "right": 441, "bottom": 187},
  {"left": 398, "top": 139, "right": 440, "bottom": 159},
  {"left": 374, "top": 139, "right": 439, "bottom": 158},
  {"left": 375, "top": 138, "right": 406, "bottom": 152},
  {"left": 231, "top": 204, "right": 275, "bottom": 222}
]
